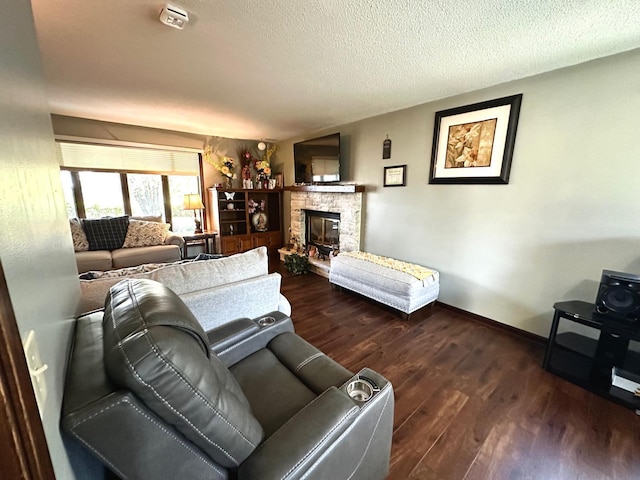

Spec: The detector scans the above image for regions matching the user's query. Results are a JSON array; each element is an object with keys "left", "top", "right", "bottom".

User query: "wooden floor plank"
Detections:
[
  {"left": 410, "top": 398, "right": 490, "bottom": 480},
  {"left": 273, "top": 260, "right": 640, "bottom": 479},
  {"left": 464, "top": 420, "right": 536, "bottom": 480},
  {"left": 390, "top": 387, "right": 469, "bottom": 479}
]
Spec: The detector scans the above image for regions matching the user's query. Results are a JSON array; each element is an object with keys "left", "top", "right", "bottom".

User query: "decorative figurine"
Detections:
[
  {"left": 242, "top": 164, "right": 253, "bottom": 189},
  {"left": 290, "top": 235, "right": 300, "bottom": 253}
]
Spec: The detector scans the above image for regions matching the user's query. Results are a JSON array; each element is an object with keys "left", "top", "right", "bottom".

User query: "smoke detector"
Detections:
[{"left": 159, "top": 4, "right": 189, "bottom": 30}]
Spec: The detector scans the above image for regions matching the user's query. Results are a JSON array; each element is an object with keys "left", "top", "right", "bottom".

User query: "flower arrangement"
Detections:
[
  {"left": 248, "top": 198, "right": 265, "bottom": 213},
  {"left": 254, "top": 159, "right": 272, "bottom": 181},
  {"left": 214, "top": 155, "right": 236, "bottom": 179},
  {"left": 204, "top": 145, "right": 236, "bottom": 187},
  {"left": 264, "top": 144, "right": 277, "bottom": 164},
  {"left": 255, "top": 144, "right": 277, "bottom": 181},
  {"left": 237, "top": 145, "right": 255, "bottom": 165}
]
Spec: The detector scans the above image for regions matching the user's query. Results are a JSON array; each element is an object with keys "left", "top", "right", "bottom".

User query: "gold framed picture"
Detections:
[{"left": 429, "top": 94, "right": 522, "bottom": 184}]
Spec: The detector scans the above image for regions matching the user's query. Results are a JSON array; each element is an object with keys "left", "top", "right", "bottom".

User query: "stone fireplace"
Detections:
[{"left": 290, "top": 190, "right": 363, "bottom": 253}]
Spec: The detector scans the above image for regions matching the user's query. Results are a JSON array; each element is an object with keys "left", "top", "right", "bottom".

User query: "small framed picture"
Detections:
[
  {"left": 274, "top": 173, "right": 284, "bottom": 188},
  {"left": 384, "top": 165, "right": 406, "bottom": 187}
]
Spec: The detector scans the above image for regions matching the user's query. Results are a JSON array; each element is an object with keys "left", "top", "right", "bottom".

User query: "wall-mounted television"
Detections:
[{"left": 294, "top": 132, "right": 340, "bottom": 184}]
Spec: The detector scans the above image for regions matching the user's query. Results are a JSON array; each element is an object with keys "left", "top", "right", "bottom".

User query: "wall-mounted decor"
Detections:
[
  {"left": 429, "top": 94, "right": 522, "bottom": 184},
  {"left": 384, "top": 165, "right": 406, "bottom": 187},
  {"left": 382, "top": 135, "right": 392, "bottom": 159}
]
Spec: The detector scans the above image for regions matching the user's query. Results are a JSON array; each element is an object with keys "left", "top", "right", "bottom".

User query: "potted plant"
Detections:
[{"left": 283, "top": 253, "right": 309, "bottom": 275}]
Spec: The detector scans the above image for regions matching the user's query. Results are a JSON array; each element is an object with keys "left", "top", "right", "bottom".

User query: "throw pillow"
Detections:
[
  {"left": 69, "top": 218, "right": 89, "bottom": 252},
  {"left": 122, "top": 219, "right": 170, "bottom": 248},
  {"left": 82, "top": 216, "right": 130, "bottom": 251}
]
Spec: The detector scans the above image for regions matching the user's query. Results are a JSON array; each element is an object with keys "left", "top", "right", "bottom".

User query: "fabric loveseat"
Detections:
[
  {"left": 78, "top": 246, "right": 291, "bottom": 331},
  {"left": 62, "top": 278, "right": 394, "bottom": 480},
  {"left": 70, "top": 215, "right": 185, "bottom": 273}
]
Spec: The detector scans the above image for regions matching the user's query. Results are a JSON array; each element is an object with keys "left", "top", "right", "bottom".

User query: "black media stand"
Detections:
[{"left": 543, "top": 301, "right": 640, "bottom": 413}]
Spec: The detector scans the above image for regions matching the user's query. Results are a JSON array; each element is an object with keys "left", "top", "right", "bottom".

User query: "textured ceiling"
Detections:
[{"left": 31, "top": 0, "right": 640, "bottom": 141}]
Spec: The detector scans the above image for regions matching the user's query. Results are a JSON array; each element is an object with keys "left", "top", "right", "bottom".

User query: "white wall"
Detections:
[
  {"left": 280, "top": 49, "right": 640, "bottom": 337},
  {"left": 0, "top": 0, "right": 80, "bottom": 477}
]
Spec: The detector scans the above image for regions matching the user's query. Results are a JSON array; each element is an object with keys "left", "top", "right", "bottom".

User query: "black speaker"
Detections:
[
  {"left": 594, "top": 270, "right": 640, "bottom": 326},
  {"left": 590, "top": 330, "right": 630, "bottom": 388}
]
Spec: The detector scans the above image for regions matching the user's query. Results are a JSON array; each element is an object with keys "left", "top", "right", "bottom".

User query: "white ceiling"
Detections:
[{"left": 31, "top": 0, "right": 640, "bottom": 142}]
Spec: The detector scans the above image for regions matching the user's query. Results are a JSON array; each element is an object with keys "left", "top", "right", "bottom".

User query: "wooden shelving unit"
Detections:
[{"left": 208, "top": 187, "right": 283, "bottom": 256}]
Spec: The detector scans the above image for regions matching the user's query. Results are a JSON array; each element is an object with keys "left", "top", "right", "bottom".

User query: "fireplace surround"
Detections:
[{"left": 290, "top": 190, "right": 363, "bottom": 253}]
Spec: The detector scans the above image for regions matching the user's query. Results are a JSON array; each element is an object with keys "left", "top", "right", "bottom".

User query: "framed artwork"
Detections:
[
  {"left": 274, "top": 173, "right": 284, "bottom": 188},
  {"left": 429, "top": 94, "right": 522, "bottom": 184},
  {"left": 384, "top": 165, "right": 406, "bottom": 187}
]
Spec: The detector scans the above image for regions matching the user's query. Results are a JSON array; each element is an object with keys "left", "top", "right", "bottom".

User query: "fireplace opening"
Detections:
[{"left": 305, "top": 210, "right": 340, "bottom": 255}]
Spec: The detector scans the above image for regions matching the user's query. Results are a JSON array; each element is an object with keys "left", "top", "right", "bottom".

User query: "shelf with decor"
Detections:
[{"left": 208, "top": 187, "right": 283, "bottom": 256}]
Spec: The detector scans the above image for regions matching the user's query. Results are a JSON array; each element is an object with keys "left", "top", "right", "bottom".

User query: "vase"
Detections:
[
  {"left": 251, "top": 212, "right": 268, "bottom": 232},
  {"left": 263, "top": 179, "right": 269, "bottom": 189},
  {"left": 225, "top": 177, "right": 233, "bottom": 189}
]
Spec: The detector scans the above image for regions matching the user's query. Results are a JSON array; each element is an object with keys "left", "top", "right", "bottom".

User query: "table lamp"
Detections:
[{"left": 183, "top": 193, "right": 204, "bottom": 233}]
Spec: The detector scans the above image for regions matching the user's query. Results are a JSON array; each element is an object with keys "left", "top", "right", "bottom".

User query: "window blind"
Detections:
[{"left": 56, "top": 141, "right": 199, "bottom": 175}]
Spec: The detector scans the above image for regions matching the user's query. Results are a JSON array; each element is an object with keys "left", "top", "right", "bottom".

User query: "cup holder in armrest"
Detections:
[
  {"left": 346, "top": 375, "right": 380, "bottom": 403},
  {"left": 257, "top": 316, "right": 276, "bottom": 327}
]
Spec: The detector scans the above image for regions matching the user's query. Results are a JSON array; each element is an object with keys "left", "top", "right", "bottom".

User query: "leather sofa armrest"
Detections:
[
  {"left": 210, "top": 311, "right": 295, "bottom": 367},
  {"left": 207, "top": 318, "right": 259, "bottom": 352},
  {"left": 238, "top": 387, "right": 358, "bottom": 480},
  {"left": 164, "top": 231, "right": 185, "bottom": 249}
]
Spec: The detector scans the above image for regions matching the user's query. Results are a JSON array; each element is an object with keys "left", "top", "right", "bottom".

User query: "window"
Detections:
[
  {"left": 79, "top": 171, "right": 125, "bottom": 218},
  {"left": 168, "top": 175, "right": 201, "bottom": 232},
  {"left": 60, "top": 170, "right": 77, "bottom": 218},
  {"left": 57, "top": 141, "right": 202, "bottom": 230},
  {"left": 128, "top": 174, "right": 164, "bottom": 218}
]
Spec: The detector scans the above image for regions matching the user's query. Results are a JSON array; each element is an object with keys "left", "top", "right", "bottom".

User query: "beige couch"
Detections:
[
  {"left": 75, "top": 235, "right": 184, "bottom": 273},
  {"left": 78, "top": 247, "right": 291, "bottom": 330},
  {"left": 71, "top": 216, "right": 185, "bottom": 274}
]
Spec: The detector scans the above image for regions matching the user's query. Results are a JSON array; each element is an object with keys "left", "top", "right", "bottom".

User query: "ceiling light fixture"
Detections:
[{"left": 159, "top": 4, "right": 189, "bottom": 30}]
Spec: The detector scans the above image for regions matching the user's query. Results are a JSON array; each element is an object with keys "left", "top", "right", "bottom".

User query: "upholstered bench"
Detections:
[{"left": 329, "top": 251, "right": 439, "bottom": 319}]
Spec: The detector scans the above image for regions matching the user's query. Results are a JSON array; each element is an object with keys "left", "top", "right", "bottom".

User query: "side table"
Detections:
[
  {"left": 544, "top": 300, "right": 640, "bottom": 413},
  {"left": 180, "top": 231, "right": 218, "bottom": 259}
]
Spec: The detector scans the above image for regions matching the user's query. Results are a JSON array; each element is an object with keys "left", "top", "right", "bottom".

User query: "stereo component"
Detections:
[{"left": 594, "top": 269, "right": 640, "bottom": 327}]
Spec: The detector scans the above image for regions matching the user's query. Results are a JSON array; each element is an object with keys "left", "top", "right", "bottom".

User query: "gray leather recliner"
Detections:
[{"left": 62, "top": 278, "right": 394, "bottom": 479}]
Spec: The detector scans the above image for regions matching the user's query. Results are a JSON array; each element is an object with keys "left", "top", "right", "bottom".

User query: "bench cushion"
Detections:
[{"left": 329, "top": 254, "right": 439, "bottom": 314}]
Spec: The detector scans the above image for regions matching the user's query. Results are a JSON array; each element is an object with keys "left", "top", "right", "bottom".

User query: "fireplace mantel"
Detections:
[{"left": 285, "top": 184, "right": 365, "bottom": 193}]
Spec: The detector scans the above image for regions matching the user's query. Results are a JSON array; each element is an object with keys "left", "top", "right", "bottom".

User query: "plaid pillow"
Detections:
[{"left": 82, "top": 216, "right": 130, "bottom": 251}]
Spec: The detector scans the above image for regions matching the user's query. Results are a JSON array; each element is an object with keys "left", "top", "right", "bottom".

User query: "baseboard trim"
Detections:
[{"left": 436, "top": 301, "right": 546, "bottom": 344}]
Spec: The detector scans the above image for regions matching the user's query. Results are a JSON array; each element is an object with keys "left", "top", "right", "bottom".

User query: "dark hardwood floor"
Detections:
[{"left": 273, "top": 262, "right": 640, "bottom": 480}]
